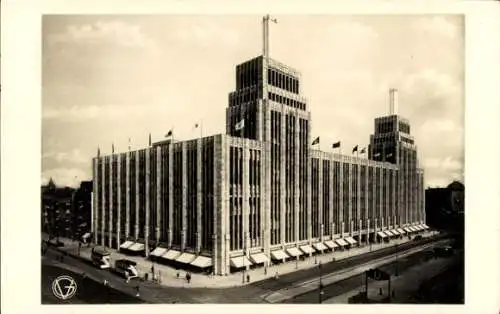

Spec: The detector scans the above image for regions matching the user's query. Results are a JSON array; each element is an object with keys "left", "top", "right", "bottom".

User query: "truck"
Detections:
[
  {"left": 114, "top": 259, "right": 139, "bottom": 279},
  {"left": 91, "top": 246, "right": 111, "bottom": 269}
]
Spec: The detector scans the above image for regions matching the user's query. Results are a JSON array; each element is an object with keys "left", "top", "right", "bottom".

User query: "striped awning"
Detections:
[
  {"left": 377, "top": 231, "right": 387, "bottom": 238},
  {"left": 409, "top": 226, "right": 418, "bottom": 232},
  {"left": 299, "top": 245, "right": 315, "bottom": 254},
  {"left": 286, "top": 247, "right": 303, "bottom": 257},
  {"left": 345, "top": 237, "right": 357, "bottom": 245},
  {"left": 397, "top": 228, "right": 406, "bottom": 234},
  {"left": 162, "top": 249, "right": 181, "bottom": 260},
  {"left": 404, "top": 227, "right": 413, "bottom": 233},
  {"left": 386, "top": 230, "right": 398, "bottom": 236},
  {"left": 190, "top": 256, "right": 213, "bottom": 268},
  {"left": 391, "top": 229, "right": 401, "bottom": 235},
  {"left": 312, "top": 242, "right": 328, "bottom": 251},
  {"left": 335, "top": 238, "right": 349, "bottom": 246},
  {"left": 150, "top": 247, "right": 168, "bottom": 257},
  {"left": 230, "top": 256, "right": 252, "bottom": 268},
  {"left": 250, "top": 253, "right": 269, "bottom": 264},
  {"left": 175, "top": 252, "right": 197, "bottom": 264},
  {"left": 128, "top": 242, "right": 145, "bottom": 252},
  {"left": 324, "top": 240, "right": 339, "bottom": 249},
  {"left": 120, "top": 241, "right": 134, "bottom": 249},
  {"left": 270, "top": 250, "right": 289, "bottom": 260},
  {"left": 422, "top": 224, "right": 430, "bottom": 229}
]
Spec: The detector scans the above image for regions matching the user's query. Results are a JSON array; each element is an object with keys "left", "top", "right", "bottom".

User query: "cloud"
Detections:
[
  {"left": 42, "top": 167, "right": 90, "bottom": 188},
  {"left": 48, "top": 20, "right": 158, "bottom": 51},
  {"left": 42, "top": 100, "right": 183, "bottom": 122},
  {"left": 170, "top": 20, "right": 240, "bottom": 48},
  {"left": 43, "top": 148, "right": 87, "bottom": 164},
  {"left": 413, "top": 16, "right": 460, "bottom": 39}
]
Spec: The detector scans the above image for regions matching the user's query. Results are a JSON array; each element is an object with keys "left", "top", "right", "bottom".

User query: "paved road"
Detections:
[
  {"left": 42, "top": 235, "right": 446, "bottom": 304},
  {"left": 284, "top": 248, "right": 437, "bottom": 303},
  {"left": 42, "top": 264, "right": 144, "bottom": 304},
  {"left": 414, "top": 251, "right": 464, "bottom": 304}
]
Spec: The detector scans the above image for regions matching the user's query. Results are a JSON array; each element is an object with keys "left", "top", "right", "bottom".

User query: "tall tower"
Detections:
[
  {"left": 369, "top": 89, "right": 421, "bottom": 227},
  {"left": 225, "top": 15, "right": 311, "bottom": 249}
]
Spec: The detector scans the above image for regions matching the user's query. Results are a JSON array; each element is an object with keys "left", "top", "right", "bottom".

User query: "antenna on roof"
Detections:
[{"left": 389, "top": 88, "right": 398, "bottom": 115}]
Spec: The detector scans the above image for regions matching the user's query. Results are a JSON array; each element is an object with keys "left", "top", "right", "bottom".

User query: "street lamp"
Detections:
[
  {"left": 395, "top": 243, "right": 399, "bottom": 276},
  {"left": 318, "top": 261, "right": 324, "bottom": 304}
]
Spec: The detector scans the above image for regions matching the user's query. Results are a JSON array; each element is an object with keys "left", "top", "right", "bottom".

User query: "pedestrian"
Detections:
[
  {"left": 151, "top": 264, "right": 155, "bottom": 280},
  {"left": 176, "top": 271, "right": 180, "bottom": 279},
  {"left": 275, "top": 271, "right": 279, "bottom": 280},
  {"left": 186, "top": 272, "right": 191, "bottom": 284},
  {"left": 135, "top": 284, "right": 140, "bottom": 297},
  {"left": 246, "top": 274, "right": 250, "bottom": 283},
  {"left": 264, "top": 267, "right": 267, "bottom": 275}
]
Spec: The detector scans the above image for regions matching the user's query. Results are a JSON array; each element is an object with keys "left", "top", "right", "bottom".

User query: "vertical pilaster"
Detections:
[
  {"left": 134, "top": 151, "right": 139, "bottom": 240},
  {"left": 306, "top": 112, "right": 312, "bottom": 241},
  {"left": 280, "top": 106, "right": 285, "bottom": 246},
  {"left": 196, "top": 139, "right": 202, "bottom": 253},
  {"left": 339, "top": 161, "right": 344, "bottom": 236},
  {"left": 329, "top": 158, "right": 334, "bottom": 239},
  {"left": 357, "top": 161, "right": 361, "bottom": 236},
  {"left": 156, "top": 147, "right": 161, "bottom": 243},
  {"left": 117, "top": 155, "right": 121, "bottom": 249},
  {"left": 318, "top": 156, "right": 323, "bottom": 241},
  {"left": 109, "top": 155, "right": 113, "bottom": 248},
  {"left": 125, "top": 152, "right": 130, "bottom": 240},
  {"left": 294, "top": 111, "right": 299, "bottom": 244},
  {"left": 92, "top": 158, "right": 98, "bottom": 243},
  {"left": 348, "top": 163, "right": 352, "bottom": 235},
  {"left": 257, "top": 100, "right": 263, "bottom": 142},
  {"left": 181, "top": 142, "right": 187, "bottom": 251},
  {"left": 264, "top": 105, "right": 271, "bottom": 257},
  {"left": 364, "top": 163, "right": 369, "bottom": 243},
  {"left": 385, "top": 169, "right": 389, "bottom": 229},
  {"left": 101, "top": 157, "right": 106, "bottom": 247},
  {"left": 168, "top": 143, "right": 173, "bottom": 246},
  {"left": 379, "top": 166, "right": 383, "bottom": 230},
  {"left": 145, "top": 148, "right": 150, "bottom": 256},
  {"left": 243, "top": 142, "right": 250, "bottom": 255}
]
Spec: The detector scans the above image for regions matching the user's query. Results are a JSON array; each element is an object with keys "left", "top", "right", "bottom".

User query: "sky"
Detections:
[{"left": 42, "top": 14, "right": 464, "bottom": 188}]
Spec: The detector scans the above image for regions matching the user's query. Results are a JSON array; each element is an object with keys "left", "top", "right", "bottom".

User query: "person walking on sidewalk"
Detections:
[
  {"left": 186, "top": 272, "right": 192, "bottom": 284},
  {"left": 135, "top": 284, "right": 140, "bottom": 297}
]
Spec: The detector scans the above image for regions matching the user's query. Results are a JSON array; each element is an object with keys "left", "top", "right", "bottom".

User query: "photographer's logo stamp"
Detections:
[{"left": 52, "top": 275, "right": 78, "bottom": 300}]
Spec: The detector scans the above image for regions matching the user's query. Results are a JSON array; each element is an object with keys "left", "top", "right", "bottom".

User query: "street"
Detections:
[{"left": 42, "top": 235, "right": 448, "bottom": 304}]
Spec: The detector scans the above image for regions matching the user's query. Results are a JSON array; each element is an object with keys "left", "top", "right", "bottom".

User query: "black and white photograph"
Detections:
[{"left": 2, "top": 2, "right": 500, "bottom": 314}]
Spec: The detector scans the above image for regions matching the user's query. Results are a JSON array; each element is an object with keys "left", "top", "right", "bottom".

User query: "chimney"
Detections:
[{"left": 389, "top": 88, "right": 398, "bottom": 115}]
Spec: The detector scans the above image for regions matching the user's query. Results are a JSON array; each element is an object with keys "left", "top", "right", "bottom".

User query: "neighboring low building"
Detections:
[
  {"left": 72, "top": 181, "right": 93, "bottom": 241},
  {"left": 425, "top": 181, "right": 464, "bottom": 232},
  {"left": 41, "top": 178, "right": 75, "bottom": 239}
]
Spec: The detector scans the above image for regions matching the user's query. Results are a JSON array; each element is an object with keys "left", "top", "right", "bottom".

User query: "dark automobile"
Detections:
[{"left": 434, "top": 246, "right": 454, "bottom": 257}]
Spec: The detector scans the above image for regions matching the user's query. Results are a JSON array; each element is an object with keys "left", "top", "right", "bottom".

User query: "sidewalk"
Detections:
[
  {"left": 46, "top": 230, "right": 440, "bottom": 289},
  {"left": 323, "top": 253, "right": 455, "bottom": 303}
]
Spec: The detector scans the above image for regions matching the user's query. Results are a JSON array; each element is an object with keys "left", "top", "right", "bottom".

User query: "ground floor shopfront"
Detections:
[{"left": 107, "top": 223, "right": 430, "bottom": 275}]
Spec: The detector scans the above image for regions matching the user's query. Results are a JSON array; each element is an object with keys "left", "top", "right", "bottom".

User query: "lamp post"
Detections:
[
  {"left": 318, "top": 261, "right": 324, "bottom": 303},
  {"left": 395, "top": 243, "right": 399, "bottom": 276}
]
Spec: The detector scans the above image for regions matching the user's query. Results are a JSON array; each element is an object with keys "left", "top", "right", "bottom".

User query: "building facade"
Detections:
[{"left": 92, "top": 54, "right": 427, "bottom": 275}]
